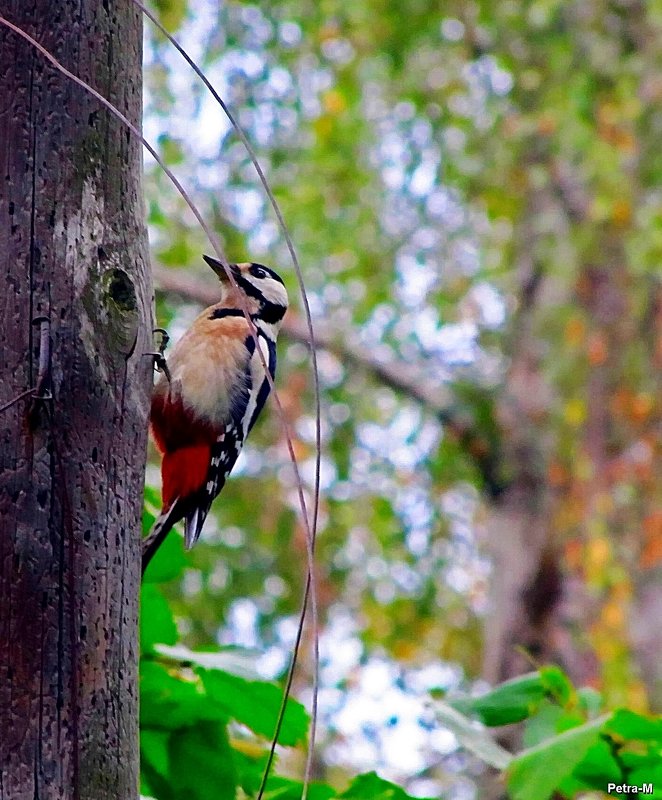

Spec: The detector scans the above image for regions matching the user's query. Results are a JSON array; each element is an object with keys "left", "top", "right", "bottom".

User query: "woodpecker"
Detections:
[{"left": 142, "top": 256, "right": 289, "bottom": 575}]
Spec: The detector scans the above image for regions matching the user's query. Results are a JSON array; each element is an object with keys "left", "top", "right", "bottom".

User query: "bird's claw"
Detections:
[
  {"left": 153, "top": 328, "right": 170, "bottom": 349},
  {"left": 147, "top": 328, "right": 172, "bottom": 382}
]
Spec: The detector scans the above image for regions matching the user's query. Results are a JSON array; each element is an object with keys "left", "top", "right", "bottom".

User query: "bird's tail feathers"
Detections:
[
  {"left": 141, "top": 501, "right": 181, "bottom": 576},
  {"left": 184, "top": 506, "right": 206, "bottom": 550}
]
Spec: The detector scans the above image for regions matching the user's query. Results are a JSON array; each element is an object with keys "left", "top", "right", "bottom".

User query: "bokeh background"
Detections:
[{"left": 141, "top": 1, "right": 662, "bottom": 797}]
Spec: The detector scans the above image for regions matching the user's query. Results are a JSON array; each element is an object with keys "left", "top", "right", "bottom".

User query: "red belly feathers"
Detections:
[{"left": 151, "top": 392, "right": 218, "bottom": 511}]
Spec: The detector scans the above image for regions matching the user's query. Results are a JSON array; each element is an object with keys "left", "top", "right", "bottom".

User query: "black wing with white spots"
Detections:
[{"left": 183, "top": 422, "right": 244, "bottom": 548}]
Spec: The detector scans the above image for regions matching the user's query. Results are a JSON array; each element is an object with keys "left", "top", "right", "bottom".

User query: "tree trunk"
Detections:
[{"left": 0, "top": 2, "right": 151, "bottom": 798}]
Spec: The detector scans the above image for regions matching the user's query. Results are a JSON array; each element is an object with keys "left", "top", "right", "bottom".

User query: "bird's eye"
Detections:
[{"left": 251, "top": 265, "right": 267, "bottom": 279}]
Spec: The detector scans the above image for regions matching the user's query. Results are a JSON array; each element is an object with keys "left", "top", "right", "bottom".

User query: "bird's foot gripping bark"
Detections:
[{"left": 145, "top": 327, "right": 171, "bottom": 382}]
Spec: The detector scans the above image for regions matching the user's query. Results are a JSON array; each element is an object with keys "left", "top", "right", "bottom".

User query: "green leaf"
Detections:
[
  {"left": 539, "top": 665, "right": 574, "bottom": 706},
  {"left": 140, "top": 584, "right": 177, "bottom": 652},
  {"left": 142, "top": 486, "right": 185, "bottom": 582},
  {"left": 577, "top": 686, "right": 604, "bottom": 718},
  {"left": 506, "top": 715, "right": 611, "bottom": 800},
  {"left": 141, "top": 661, "right": 226, "bottom": 730},
  {"left": 153, "top": 0, "right": 188, "bottom": 32},
  {"left": 567, "top": 738, "right": 623, "bottom": 787},
  {"left": 619, "top": 750, "right": 661, "bottom": 771},
  {"left": 155, "top": 643, "right": 262, "bottom": 680},
  {"left": 158, "top": 237, "right": 194, "bottom": 267},
  {"left": 232, "top": 746, "right": 270, "bottom": 797},
  {"left": 147, "top": 199, "right": 166, "bottom": 227},
  {"left": 522, "top": 701, "right": 565, "bottom": 748},
  {"left": 143, "top": 484, "right": 161, "bottom": 515},
  {"left": 198, "top": 667, "right": 309, "bottom": 746},
  {"left": 339, "top": 771, "right": 431, "bottom": 799},
  {"left": 142, "top": 528, "right": 186, "bottom": 583},
  {"left": 628, "top": 762, "right": 662, "bottom": 794},
  {"left": 158, "top": 134, "right": 186, "bottom": 166},
  {"left": 606, "top": 709, "right": 662, "bottom": 742},
  {"left": 141, "top": 729, "right": 170, "bottom": 779},
  {"left": 169, "top": 722, "right": 237, "bottom": 800},
  {"left": 432, "top": 701, "right": 512, "bottom": 769},
  {"left": 448, "top": 673, "right": 547, "bottom": 726},
  {"left": 261, "top": 777, "right": 336, "bottom": 800}
]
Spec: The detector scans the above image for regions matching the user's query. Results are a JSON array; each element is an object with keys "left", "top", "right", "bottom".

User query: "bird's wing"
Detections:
[{"left": 183, "top": 328, "right": 276, "bottom": 548}]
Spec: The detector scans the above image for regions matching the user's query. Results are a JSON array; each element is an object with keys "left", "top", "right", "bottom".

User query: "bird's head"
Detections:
[{"left": 203, "top": 255, "right": 289, "bottom": 328}]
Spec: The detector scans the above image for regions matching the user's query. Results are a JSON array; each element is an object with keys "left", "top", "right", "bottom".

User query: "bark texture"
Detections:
[{"left": 0, "top": 2, "right": 152, "bottom": 798}]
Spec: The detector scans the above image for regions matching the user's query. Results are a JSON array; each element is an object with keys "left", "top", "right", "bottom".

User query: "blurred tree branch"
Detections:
[{"left": 153, "top": 265, "right": 506, "bottom": 497}]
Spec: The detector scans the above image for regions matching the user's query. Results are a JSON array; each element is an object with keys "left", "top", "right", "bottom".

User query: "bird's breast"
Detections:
[{"left": 156, "top": 327, "right": 250, "bottom": 429}]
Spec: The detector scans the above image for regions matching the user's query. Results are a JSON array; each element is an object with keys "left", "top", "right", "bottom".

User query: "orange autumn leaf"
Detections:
[
  {"left": 612, "top": 198, "right": 632, "bottom": 227},
  {"left": 600, "top": 600, "right": 625, "bottom": 630},
  {"left": 643, "top": 510, "right": 662, "bottom": 538},
  {"left": 641, "top": 513, "right": 662, "bottom": 568},
  {"left": 537, "top": 112, "right": 557, "bottom": 136},
  {"left": 630, "top": 392, "right": 654, "bottom": 423},
  {"left": 611, "top": 387, "right": 633, "bottom": 417},
  {"left": 587, "top": 331, "right": 608, "bottom": 366},
  {"left": 565, "top": 316, "right": 586, "bottom": 347},
  {"left": 323, "top": 89, "right": 347, "bottom": 115},
  {"left": 564, "top": 539, "right": 583, "bottom": 570},
  {"left": 548, "top": 460, "right": 568, "bottom": 487},
  {"left": 614, "top": 130, "right": 637, "bottom": 156},
  {"left": 640, "top": 538, "right": 662, "bottom": 568},
  {"left": 586, "top": 537, "right": 611, "bottom": 570}
]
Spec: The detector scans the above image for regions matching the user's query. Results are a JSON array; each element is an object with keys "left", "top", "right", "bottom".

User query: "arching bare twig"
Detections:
[{"left": 133, "top": 5, "right": 322, "bottom": 791}]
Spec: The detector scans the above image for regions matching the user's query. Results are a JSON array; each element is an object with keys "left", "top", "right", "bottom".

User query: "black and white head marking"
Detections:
[
  {"left": 202, "top": 256, "right": 289, "bottom": 333},
  {"left": 235, "top": 263, "right": 288, "bottom": 328}
]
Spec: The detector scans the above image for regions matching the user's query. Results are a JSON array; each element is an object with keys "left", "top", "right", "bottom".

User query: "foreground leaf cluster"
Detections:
[
  {"left": 141, "top": 530, "right": 661, "bottom": 800},
  {"left": 140, "top": 533, "right": 426, "bottom": 800},
  {"left": 444, "top": 667, "right": 662, "bottom": 799}
]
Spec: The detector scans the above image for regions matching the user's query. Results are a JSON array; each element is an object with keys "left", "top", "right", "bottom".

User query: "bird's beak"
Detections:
[{"left": 203, "top": 255, "right": 240, "bottom": 283}]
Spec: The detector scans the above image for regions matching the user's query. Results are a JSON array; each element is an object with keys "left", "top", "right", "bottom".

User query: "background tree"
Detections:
[
  {"left": 0, "top": 2, "right": 152, "bottom": 798},
  {"left": 141, "top": 0, "right": 662, "bottom": 795}
]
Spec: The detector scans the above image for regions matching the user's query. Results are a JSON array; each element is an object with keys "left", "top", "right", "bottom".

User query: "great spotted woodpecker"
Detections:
[{"left": 142, "top": 256, "right": 289, "bottom": 574}]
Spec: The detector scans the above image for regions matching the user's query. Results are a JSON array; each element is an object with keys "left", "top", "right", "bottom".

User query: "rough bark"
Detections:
[{"left": 0, "top": 2, "right": 152, "bottom": 798}]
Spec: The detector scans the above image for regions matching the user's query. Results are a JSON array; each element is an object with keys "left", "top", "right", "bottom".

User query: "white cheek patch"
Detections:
[
  {"left": 261, "top": 280, "right": 288, "bottom": 307},
  {"left": 244, "top": 275, "right": 288, "bottom": 308}
]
